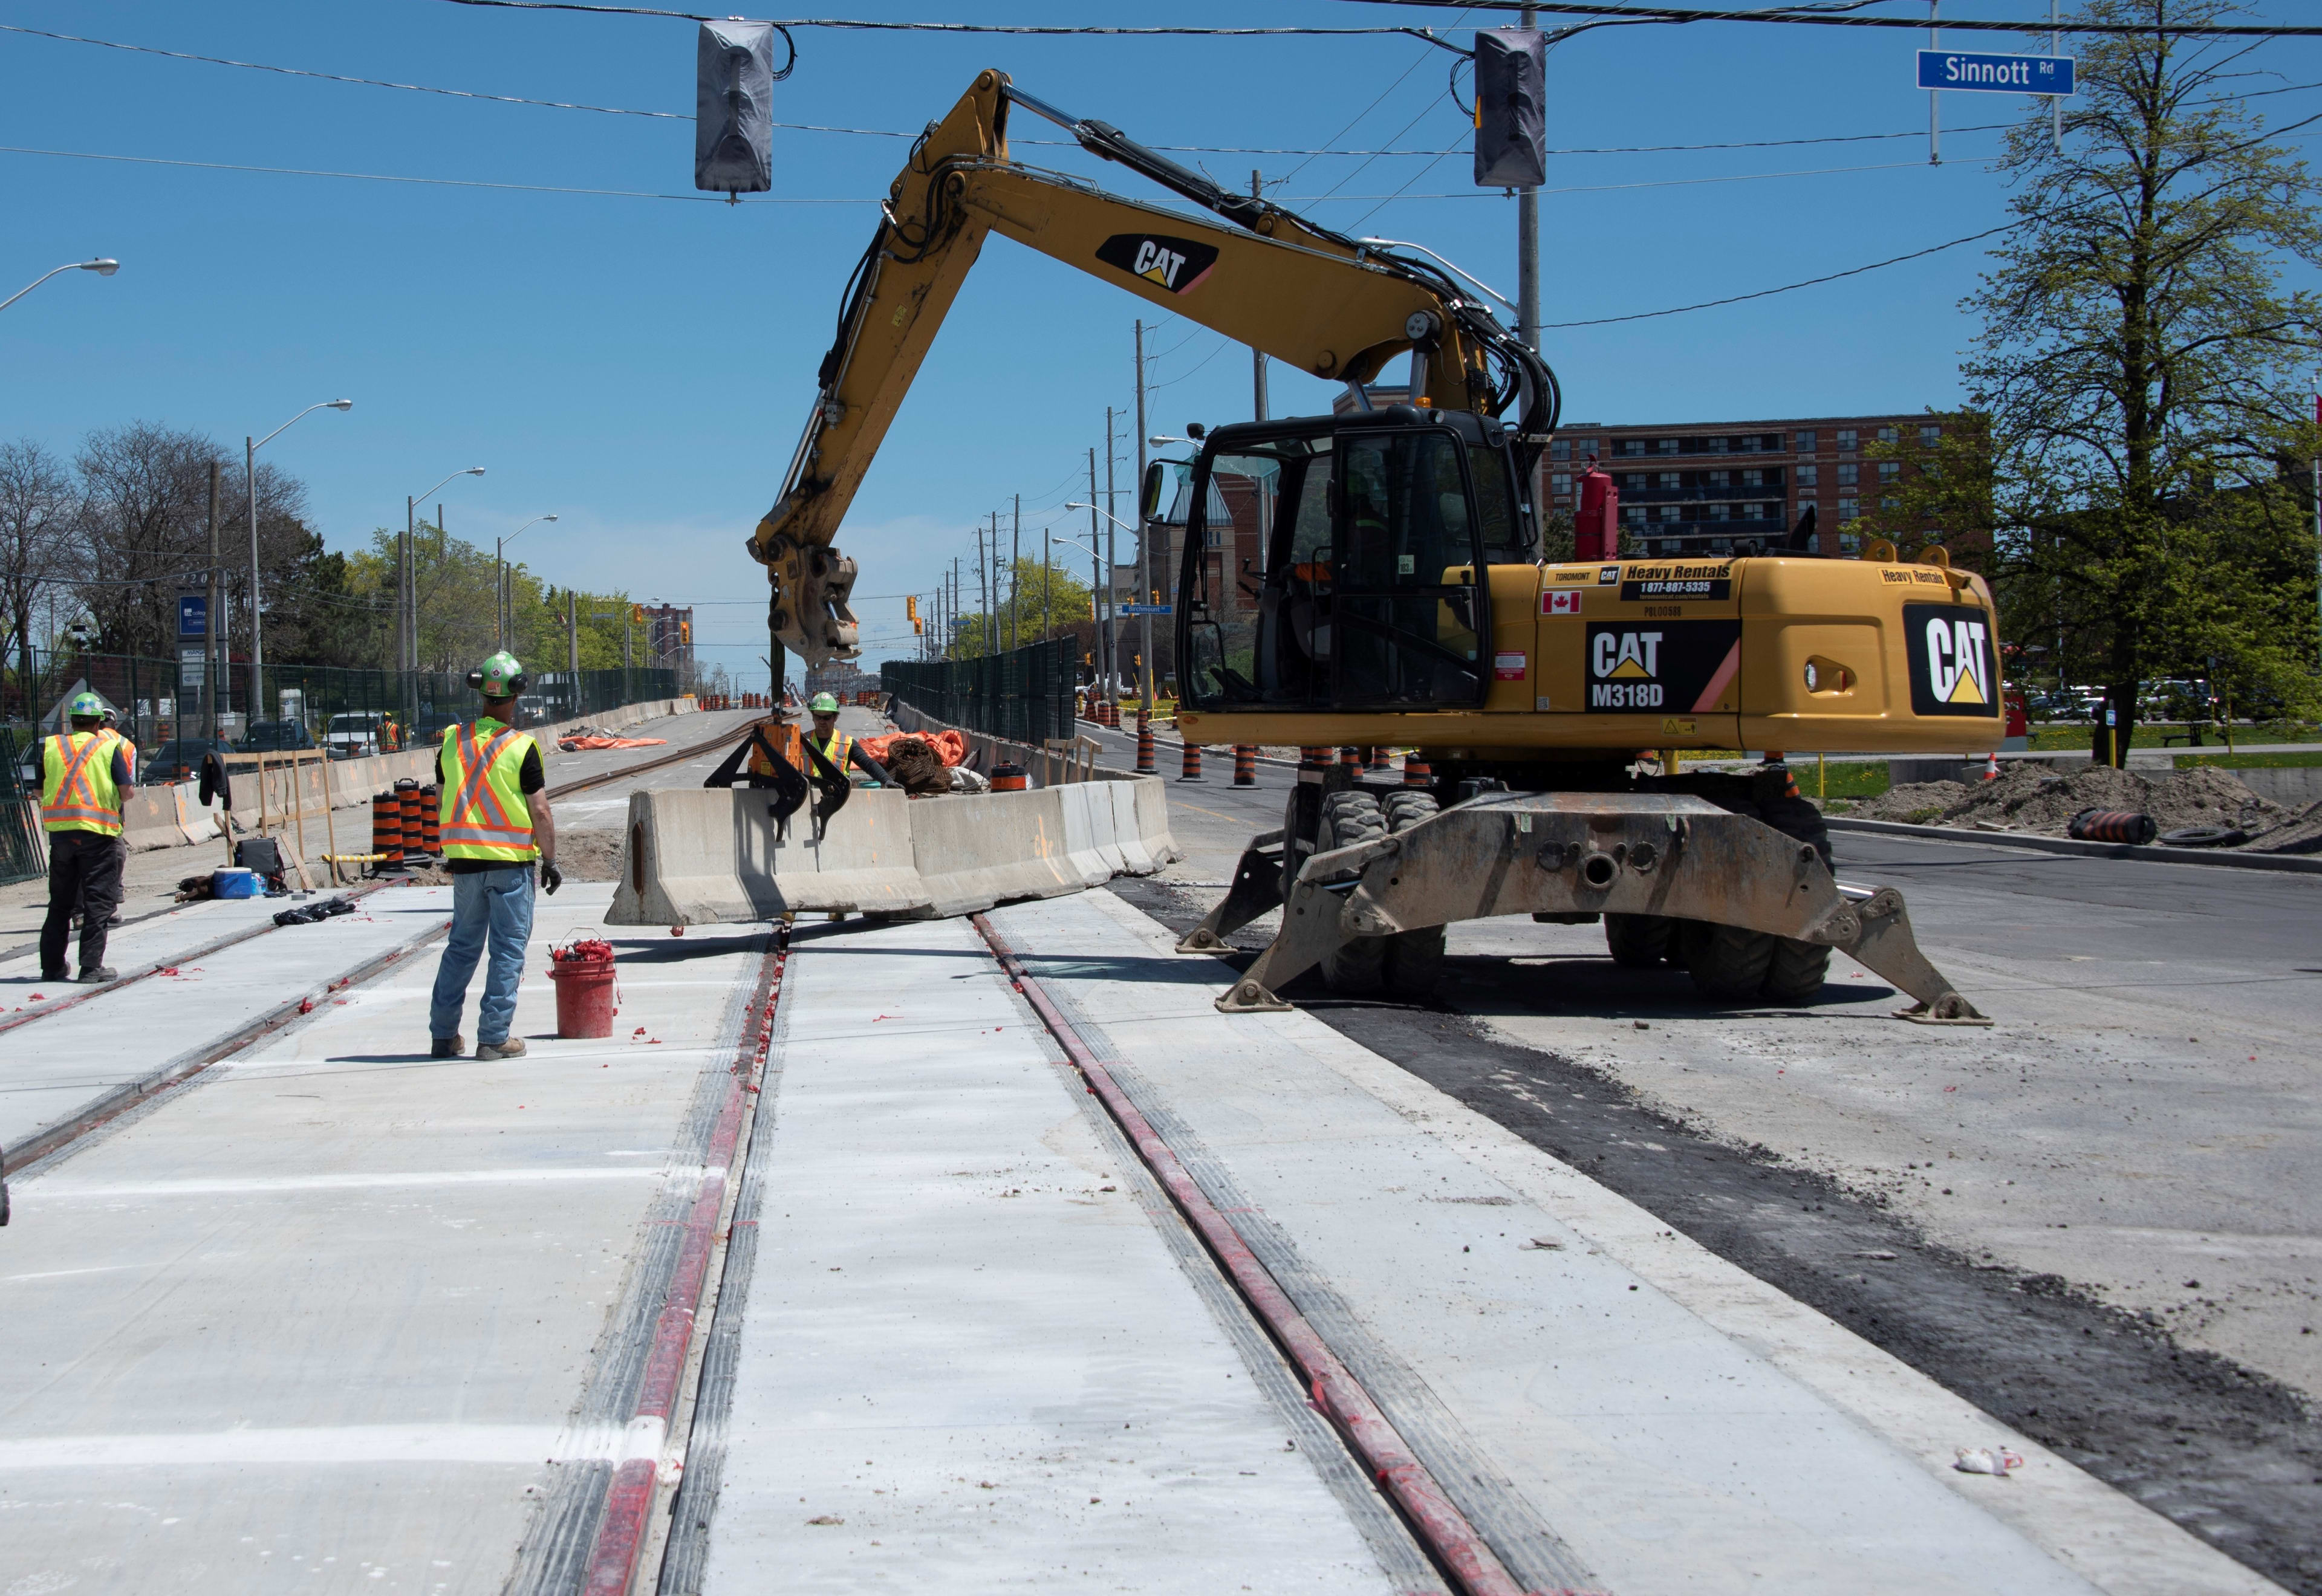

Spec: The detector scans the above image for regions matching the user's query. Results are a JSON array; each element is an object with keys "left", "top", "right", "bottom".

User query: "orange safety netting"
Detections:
[
  {"left": 858, "top": 728, "right": 968, "bottom": 768},
  {"left": 558, "top": 735, "right": 669, "bottom": 751}
]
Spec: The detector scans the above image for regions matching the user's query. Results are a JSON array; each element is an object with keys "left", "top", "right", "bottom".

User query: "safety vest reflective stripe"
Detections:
[
  {"left": 42, "top": 732, "right": 124, "bottom": 834},
  {"left": 443, "top": 728, "right": 530, "bottom": 843},
  {"left": 808, "top": 732, "right": 851, "bottom": 769}
]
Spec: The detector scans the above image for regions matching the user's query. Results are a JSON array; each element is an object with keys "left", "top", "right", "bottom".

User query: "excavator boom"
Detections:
[{"left": 750, "top": 69, "right": 1552, "bottom": 673}]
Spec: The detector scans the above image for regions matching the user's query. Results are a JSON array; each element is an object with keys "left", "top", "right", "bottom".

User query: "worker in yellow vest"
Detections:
[
  {"left": 39, "top": 690, "right": 135, "bottom": 983},
  {"left": 428, "top": 653, "right": 561, "bottom": 1061},
  {"left": 804, "top": 692, "right": 889, "bottom": 785}
]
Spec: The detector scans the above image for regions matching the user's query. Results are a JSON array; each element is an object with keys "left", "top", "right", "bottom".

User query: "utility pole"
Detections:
[
  {"left": 402, "top": 495, "right": 415, "bottom": 685},
  {"left": 246, "top": 434, "right": 264, "bottom": 725},
  {"left": 205, "top": 460, "right": 220, "bottom": 742},
  {"left": 1929, "top": 1, "right": 1942, "bottom": 166},
  {"left": 1105, "top": 407, "right": 1119, "bottom": 695},
  {"left": 567, "top": 589, "right": 578, "bottom": 676},
  {"left": 1518, "top": 5, "right": 1540, "bottom": 352},
  {"left": 1087, "top": 448, "right": 1104, "bottom": 681},
  {"left": 1041, "top": 504, "right": 1052, "bottom": 643},
  {"left": 1134, "top": 319, "right": 1152, "bottom": 715},
  {"left": 2050, "top": 0, "right": 2062, "bottom": 154},
  {"left": 1251, "top": 171, "right": 1272, "bottom": 413},
  {"left": 1010, "top": 493, "right": 1021, "bottom": 652}
]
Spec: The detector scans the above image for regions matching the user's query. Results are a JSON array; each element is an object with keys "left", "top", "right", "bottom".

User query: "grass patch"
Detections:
[
  {"left": 2175, "top": 750, "right": 2322, "bottom": 770},
  {"left": 2028, "top": 722, "right": 2320, "bottom": 751}
]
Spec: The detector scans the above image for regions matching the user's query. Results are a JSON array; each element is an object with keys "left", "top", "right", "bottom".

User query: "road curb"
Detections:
[{"left": 1824, "top": 815, "right": 2322, "bottom": 875}]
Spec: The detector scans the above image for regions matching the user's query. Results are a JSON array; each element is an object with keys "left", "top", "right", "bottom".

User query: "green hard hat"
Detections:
[
  {"left": 808, "top": 692, "right": 840, "bottom": 713},
  {"left": 469, "top": 650, "right": 527, "bottom": 696},
  {"left": 67, "top": 690, "right": 105, "bottom": 719}
]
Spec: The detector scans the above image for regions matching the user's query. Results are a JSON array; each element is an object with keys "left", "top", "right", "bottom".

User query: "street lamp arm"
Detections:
[
  {"left": 0, "top": 258, "right": 118, "bottom": 316},
  {"left": 408, "top": 465, "right": 486, "bottom": 506},
  {"left": 1049, "top": 532, "right": 1101, "bottom": 561},
  {"left": 252, "top": 398, "right": 354, "bottom": 455},
  {"left": 1065, "top": 501, "right": 1139, "bottom": 535}
]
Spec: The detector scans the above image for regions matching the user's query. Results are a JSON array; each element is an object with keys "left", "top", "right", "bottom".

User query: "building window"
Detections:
[
  {"left": 1878, "top": 425, "right": 1900, "bottom": 446},
  {"left": 1703, "top": 436, "right": 1728, "bottom": 455},
  {"left": 1706, "top": 503, "right": 1729, "bottom": 521},
  {"left": 1621, "top": 473, "right": 1646, "bottom": 491},
  {"left": 1881, "top": 496, "right": 1901, "bottom": 511},
  {"left": 1879, "top": 461, "right": 1901, "bottom": 483},
  {"left": 1657, "top": 504, "right": 1683, "bottom": 523},
  {"left": 1795, "top": 464, "right": 1818, "bottom": 488},
  {"left": 1619, "top": 438, "right": 1647, "bottom": 456},
  {"left": 1658, "top": 472, "right": 1680, "bottom": 490},
  {"left": 1656, "top": 438, "right": 1679, "bottom": 455},
  {"left": 1740, "top": 469, "right": 1763, "bottom": 488},
  {"left": 1836, "top": 462, "right": 1859, "bottom": 486},
  {"left": 1711, "top": 538, "right": 1734, "bottom": 554},
  {"left": 1795, "top": 430, "right": 1816, "bottom": 453},
  {"left": 1839, "top": 533, "right": 1861, "bottom": 554},
  {"left": 1549, "top": 439, "right": 1570, "bottom": 461},
  {"left": 1837, "top": 496, "right": 1860, "bottom": 521},
  {"left": 1919, "top": 423, "right": 1941, "bottom": 447},
  {"left": 1550, "top": 473, "right": 1573, "bottom": 495},
  {"left": 1705, "top": 470, "right": 1729, "bottom": 488},
  {"left": 1836, "top": 428, "right": 1858, "bottom": 453},
  {"left": 1622, "top": 505, "right": 1646, "bottom": 526}
]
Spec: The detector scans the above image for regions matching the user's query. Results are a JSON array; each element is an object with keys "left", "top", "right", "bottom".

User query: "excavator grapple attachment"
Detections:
[{"left": 1192, "top": 793, "right": 1986, "bottom": 1024}]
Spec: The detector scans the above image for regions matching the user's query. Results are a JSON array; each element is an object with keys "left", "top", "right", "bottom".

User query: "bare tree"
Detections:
[{"left": 0, "top": 440, "right": 79, "bottom": 716}]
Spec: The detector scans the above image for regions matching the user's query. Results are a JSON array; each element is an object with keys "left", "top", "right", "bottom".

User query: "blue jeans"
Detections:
[{"left": 429, "top": 866, "right": 536, "bottom": 1046}]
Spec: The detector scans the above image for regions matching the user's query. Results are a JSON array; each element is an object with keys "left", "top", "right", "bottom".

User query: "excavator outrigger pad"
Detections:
[{"left": 1183, "top": 791, "right": 1988, "bottom": 1025}]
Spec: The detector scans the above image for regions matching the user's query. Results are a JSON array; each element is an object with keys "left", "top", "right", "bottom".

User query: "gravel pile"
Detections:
[{"left": 1845, "top": 762, "right": 2304, "bottom": 848}]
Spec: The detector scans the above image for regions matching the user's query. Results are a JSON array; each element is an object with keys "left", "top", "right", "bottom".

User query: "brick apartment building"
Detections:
[{"left": 1543, "top": 413, "right": 1958, "bottom": 557}]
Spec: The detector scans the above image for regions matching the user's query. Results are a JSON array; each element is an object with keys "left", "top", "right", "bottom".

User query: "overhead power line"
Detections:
[
  {"left": 428, "top": 0, "right": 1450, "bottom": 35},
  {"left": 1544, "top": 218, "right": 2028, "bottom": 328},
  {"left": 1331, "top": 0, "right": 2322, "bottom": 39}
]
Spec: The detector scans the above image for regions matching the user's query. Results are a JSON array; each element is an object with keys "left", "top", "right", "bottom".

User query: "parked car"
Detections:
[
  {"left": 322, "top": 711, "right": 387, "bottom": 760},
  {"left": 142, "top": 738, "right": 236, "bottom": 784},
  {"left": 241, "top": 720, "right": 317, "bottom": 753}
]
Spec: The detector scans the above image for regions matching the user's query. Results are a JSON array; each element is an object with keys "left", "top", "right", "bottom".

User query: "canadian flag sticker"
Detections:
[{"left": 1543, "top": 591, "right": 1583, "bottom": 615}]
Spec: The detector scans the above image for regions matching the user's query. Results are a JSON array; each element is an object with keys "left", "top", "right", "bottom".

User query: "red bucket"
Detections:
[{"left": 549, "top": 935, "right": 619, "bottom": 1039}]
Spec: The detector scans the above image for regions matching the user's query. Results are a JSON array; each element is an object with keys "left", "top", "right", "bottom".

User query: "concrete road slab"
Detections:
[
  {"left": 989, "top": 889, "right": 2277, "bottom": 1596},
  {"left": 0, "top": 883, "right": 765, "bottom": 1596},
  {"left": 691, "top": 915, "right": 1405, "bottom": 1595},
  {"left": 0, "top": 884, "right": 457, "bottom": 1153}
]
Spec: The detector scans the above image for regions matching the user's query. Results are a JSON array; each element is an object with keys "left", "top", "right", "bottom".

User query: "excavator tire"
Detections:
[
  {"left": 1603, "top": 913, "right": 1676, "bottom": 968},
  {"left": 1380, "top": 791, "right": 1445, "bottom": 998},
  {"left": 1763, "top": 936, "right": 1833, "bottom": 1003},
  {"left": 1681, "top": 919, "right": 1777, "bottom": 1002},
  {"left": 1316, "top": 790, "right": 1390, "bottom": 994}
]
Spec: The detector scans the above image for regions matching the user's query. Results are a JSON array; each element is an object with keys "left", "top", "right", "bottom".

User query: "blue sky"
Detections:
[{"left": 1, "top": 1, "right": 2313, "bottom": 675}]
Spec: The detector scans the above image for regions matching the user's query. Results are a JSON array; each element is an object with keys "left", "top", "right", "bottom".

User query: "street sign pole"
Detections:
[{"left": 1928, "top": 1, "right": 1939, "bottom": 167}]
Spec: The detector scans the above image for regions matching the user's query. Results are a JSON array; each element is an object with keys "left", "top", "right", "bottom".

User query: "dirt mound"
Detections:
[
  {"left": 554, "top": 828, "right": 628, "bottom": 883},
  {"left": 1849, "top": 780, "right": 1971, "bottom": 823},
  {"left": 1851, "top": 761, "right": 2292, "bottom": 844},
  {"left": 2246, "top": 797, "right": 2322, "bottom": 855}
]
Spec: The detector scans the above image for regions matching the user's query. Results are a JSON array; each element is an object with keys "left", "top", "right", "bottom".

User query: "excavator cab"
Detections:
[{"left": 1174, "top": 406, "right": 1530, "bottom": 716}]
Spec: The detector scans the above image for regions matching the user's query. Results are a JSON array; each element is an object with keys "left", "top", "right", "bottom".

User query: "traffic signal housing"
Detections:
[{"left": 1474, "top": 30, "right": 1547, "bottom": 189}]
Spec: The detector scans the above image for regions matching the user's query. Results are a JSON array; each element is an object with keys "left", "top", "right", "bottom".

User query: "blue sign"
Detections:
[
  {"left": 1119, "top": 603, "right": 1172, "bottom": 616},
  {"left": 1918, "top": 50, "right": 2075, "bottom": 94},
  {"left": 177, "top": 594, "right": 209, "bottom": 638}
]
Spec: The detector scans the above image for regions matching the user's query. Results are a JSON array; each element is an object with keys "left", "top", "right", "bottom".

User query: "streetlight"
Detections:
[
  {"left": 497, "top": 514, "right": 558, "bottom": 651},
  {"left": 402, "top": 467, "right": 486, "bottom": 687},
  {"left": 0, "top": 258, "right": 118, "bottom": 316},
  {"left": 246, "top": 399, "right": 353, "bottom": 725}
]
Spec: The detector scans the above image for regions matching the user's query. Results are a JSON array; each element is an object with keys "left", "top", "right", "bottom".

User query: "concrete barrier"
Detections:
[
  {"left": 605, "top": 729, "right": 1180, "bottom": 929},
  {"left": 611, "top": 787, "right": 928, "bottom": 923}
]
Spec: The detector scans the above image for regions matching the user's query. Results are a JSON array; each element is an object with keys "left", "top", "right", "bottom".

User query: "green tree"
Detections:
[
  {"left": 945, "top": 557, "right": 1091, "bottom": 658},
  {"left": 1951, "top": 0, "right": 2322, "bottom": 757}
]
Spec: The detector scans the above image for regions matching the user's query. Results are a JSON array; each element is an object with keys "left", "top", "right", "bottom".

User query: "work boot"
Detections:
[
  {"left": 475, "top": 1038, "right": 527, "bottom": 1060},
  {"left": 41, "top": 967, "right": 69, "bottom": 984},
  {"left": 430, "top": 1035, "right": 466, "bottom": 1059},
  {"left": 77, "top": 966, "right": 118, "bottom": 984}
]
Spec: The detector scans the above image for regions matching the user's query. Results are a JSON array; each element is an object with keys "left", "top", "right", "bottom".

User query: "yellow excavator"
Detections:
[{"left": 746, "top": 69, "right": 1997, "bottom": 1022}]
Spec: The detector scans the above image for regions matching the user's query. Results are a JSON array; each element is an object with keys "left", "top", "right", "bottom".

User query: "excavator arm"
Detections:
[{"left": 752, "top": 68, "right": 1556, "bottom": 672}]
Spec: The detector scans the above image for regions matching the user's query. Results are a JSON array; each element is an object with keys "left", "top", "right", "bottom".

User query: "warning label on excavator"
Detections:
[
  {"left": 1904, "top": 603, "right": 2000, "bottom": 717},
  {"left": 1585, "top": 620, "right": 1742, "bottom": 713},
  {"left": 1094, "top": 233, "right": 1221, "bottom": 295}
]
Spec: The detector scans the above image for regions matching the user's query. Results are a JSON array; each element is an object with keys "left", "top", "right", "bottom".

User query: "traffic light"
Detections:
[
  {"left": 695, "top": 21, "right": 776, "bottom": 194},
  {"left": 631, "top": 603, "right": 646, "bottom": 624},
  {"left": 679, "top": 621, "right": 691, "bottom": 644},
  {"left": 906, "top": 595, "right": 920, "bottom": 623},
  {"left": 1473, "top": 30, "right": 1547, "bottom": 189}
]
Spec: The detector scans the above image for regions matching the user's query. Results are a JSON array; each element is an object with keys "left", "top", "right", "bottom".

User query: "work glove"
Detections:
[{"left": 540, "top": 861, "right": 563, "bottom": 896}]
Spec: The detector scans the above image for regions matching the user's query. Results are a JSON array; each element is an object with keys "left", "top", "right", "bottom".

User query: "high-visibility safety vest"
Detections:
[
  {"left": 42, "top": 728, "right": 132, "bottom": 835},
  {"left": 437, "top": 719, "right": 539, "bottom": 862},
  {"left": 806, "top": 730, "right": 852, "bottom": 773}
]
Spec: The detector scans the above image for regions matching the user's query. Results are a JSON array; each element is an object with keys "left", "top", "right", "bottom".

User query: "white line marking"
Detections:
[{"left": 0, "top": 1419, "right": 668, "bottom": 1468}]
